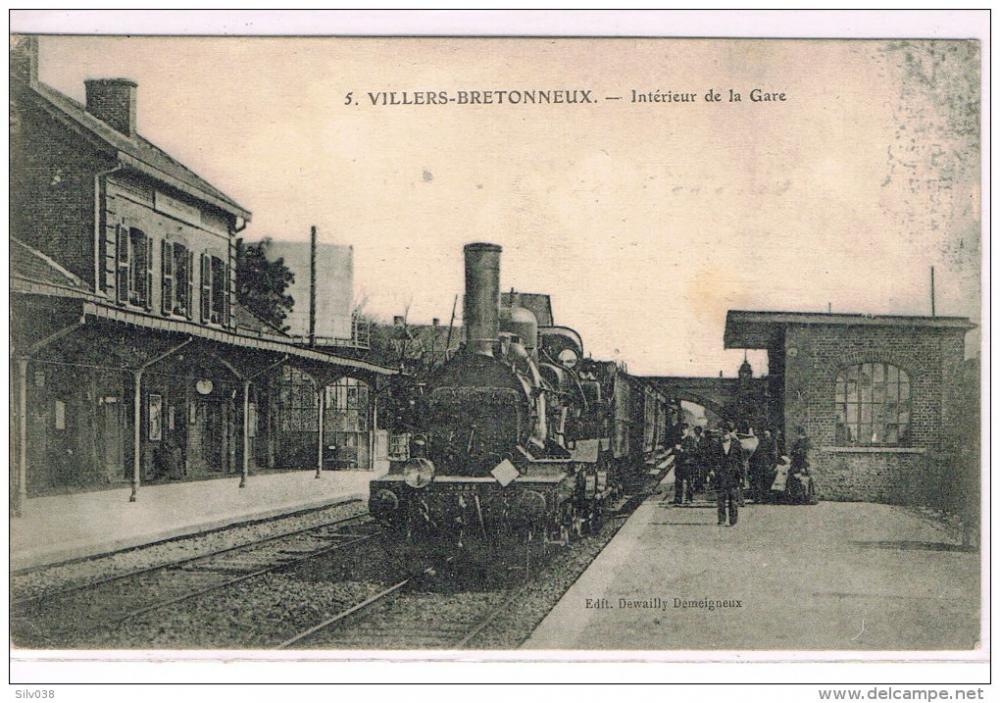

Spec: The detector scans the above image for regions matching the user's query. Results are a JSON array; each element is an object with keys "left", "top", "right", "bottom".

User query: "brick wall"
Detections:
[
  {"left": 11, "top": 85, "right": 115, "bottom": 287},
  {"left": 781, "top": 323, "right": 970, "bottom": 501}
]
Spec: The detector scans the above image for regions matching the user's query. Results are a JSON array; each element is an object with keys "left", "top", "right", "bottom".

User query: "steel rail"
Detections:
[
  {"left": 112, "top": 534, "right": 375, "bottom": 626},
  {"left": 275, "top": 480, "right": 655, "bottom": 650},
  {"left": 274, "top": 560, "right": 448, "bottom": 650},
  {"left": 13, "top": 509, "right": 372, "bottom": 609},
  {"left": 453, "top": 589, "right": 522, "bottom": 649}
]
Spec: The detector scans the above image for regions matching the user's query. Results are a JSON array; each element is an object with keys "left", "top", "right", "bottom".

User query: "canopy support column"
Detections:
[
  {"left": 240, "top": 379, "right": 251, "bottom": 488},
  {"left": 15, "top": 358, "right": 29, "bottom": 517},
  {"left": 130, "top": 369, "right": 142, "bottom": 502},
  {"left": 237, "top": 355, "right": 287, "bottom": 489},
  {"left": 13, "top": 317, "right": 86, "bottom": 516},
  {"left": 129, "top": 337, "right": 194, "bottom": 502},
  {"left": 316, "top": 386, "right": 325, "bottom": 478}
]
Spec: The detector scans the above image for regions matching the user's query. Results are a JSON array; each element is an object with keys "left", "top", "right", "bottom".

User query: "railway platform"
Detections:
[
  {"left": 524, "top": 477, "right": 981, "bottom": 651},
  {"left": 11, "top": 469, "right": 383, "bottom": 572}
]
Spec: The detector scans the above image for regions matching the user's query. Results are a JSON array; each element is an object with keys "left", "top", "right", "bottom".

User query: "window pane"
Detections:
[
  {"left": 860, "top": 404, "right": 872, "bottom": 425},
  {"left": 873, "top": 383, "right": 885, "bottom": 404},
  {"left": 862, "top": 426, "right": 873, "bottom": 445},
  {"left": 860, "top": 378, "right": 872, "bottom": 403},
  {"left": 872, "top": 401, "right": 886, "bottom": 424},
  {"left": 898, "top": 409, "right": 910, "bottom": 428},
  {"left": 846, "top": 403, "right": 858, "bottom": 424},
  {"left": 899, "top": 380, "right": 910, "bottom": 401},
  {"left": 835, "top": 375, "right": 846, "bottom": 403},
  {"left": 873, "top": 402, "right": 888, "bottom": 444},
  {"left": 885, "top": 424, "right": 899, "bottom": 444},
  {"left": 887, "top": 365, "right": 898, "bottom": 384},
  {"left": 835, "top": 406, "right": 848, "bottom": 444},
  {"left": 884, "top": 400, "right": 898, "bottom": 422},
  {"left": 873, "top": 363, "right": 884, "bottom": 384},
  {"left": 847, "top": 367, "right": 859, "bottom": 402}
]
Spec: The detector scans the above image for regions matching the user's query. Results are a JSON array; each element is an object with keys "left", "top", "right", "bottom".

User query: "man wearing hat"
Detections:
[
  {"left": 714, "top": 423, "right": 745, "bottom": 526},
  {"left": 673, "top": 423, "right": 697, "bottom": 504}
]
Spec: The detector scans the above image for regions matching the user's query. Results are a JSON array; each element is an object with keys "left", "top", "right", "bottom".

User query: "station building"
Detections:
[
  {"left": 724, "top": 310, "right": 977, "bottom": 503},
  {"left": 9, "top": 36, "right": 394, "bottom": 514}
]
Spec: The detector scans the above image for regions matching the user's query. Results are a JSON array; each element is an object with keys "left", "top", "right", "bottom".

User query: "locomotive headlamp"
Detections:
[
  {"left": 558, "top": 348, "right": 579, "bottom": 368},
  {"left": 402, "top": 457, "right": 435, "bottom": 489}
]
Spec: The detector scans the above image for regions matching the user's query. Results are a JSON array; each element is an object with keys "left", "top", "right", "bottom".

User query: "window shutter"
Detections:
[
  {"left": 144, "top": 236, "right": 153, "bottom": 310},
  {"left": 161, "top": 240, "right": 173, "bottom": 314},
  {"left": 116, "top": 224, "right": 129, "bottom": 304},
  {"left": 186, "top": 250, "right": 195, "bottom": 320},
  {"left": 225, "top": 261, "right": 233, "bottom": 328},
  {"left": 200, "top": 253, "right": 211, "bottom": 323}
]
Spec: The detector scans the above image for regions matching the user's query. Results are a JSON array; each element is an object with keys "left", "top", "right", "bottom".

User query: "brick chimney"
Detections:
[
  {"left": 85, "top": 78, "right": 138, "bottom": 137},
  {"left": 10, "top": 35, "right": 39, "bottom": 86}
]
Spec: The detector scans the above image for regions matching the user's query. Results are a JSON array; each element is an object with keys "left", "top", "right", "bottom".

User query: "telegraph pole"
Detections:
[
  {"left": 309, "top": 225, "right": 317, "bottom": 347},
  {"left": 930, "top": 266, "right": 936, "bottom": 317}
]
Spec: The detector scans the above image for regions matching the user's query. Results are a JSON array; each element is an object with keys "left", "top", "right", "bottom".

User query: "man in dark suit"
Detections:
[
  {"left": 674, "top": 424, "right": 697, "bottom": 504},
  {"left": 714, "top": 424, "right": 745, "bottom": 526},
  {"left": 692, "top": 425, "right": 707, "bottom": 493}
]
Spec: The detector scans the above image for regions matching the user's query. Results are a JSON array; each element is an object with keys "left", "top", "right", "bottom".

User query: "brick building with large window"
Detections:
[{"left": 724, "top": 310, "right": 977, "bottom": 503}]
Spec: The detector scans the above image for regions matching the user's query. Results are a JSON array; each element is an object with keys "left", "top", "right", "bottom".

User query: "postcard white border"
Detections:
[{"left": 5, "top": 8, "right": 991, "bottom": 687}]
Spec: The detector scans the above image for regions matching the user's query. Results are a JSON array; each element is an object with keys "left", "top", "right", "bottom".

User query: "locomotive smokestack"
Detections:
[{"left": 463, "top": 242, "right": 502, "bottom": 356}]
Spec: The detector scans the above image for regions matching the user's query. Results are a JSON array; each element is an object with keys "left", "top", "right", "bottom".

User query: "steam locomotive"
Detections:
[{"left": 369, "top": 243, "right": 676, "bottom": 544}]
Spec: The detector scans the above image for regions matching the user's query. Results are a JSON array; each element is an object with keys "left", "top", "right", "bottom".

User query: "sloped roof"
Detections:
[
  {"left": 27, "top": 81, "right": 251, "bottom": 220},
  {"left": 10, "top": 237, "right": 92, "bottom": 292}
]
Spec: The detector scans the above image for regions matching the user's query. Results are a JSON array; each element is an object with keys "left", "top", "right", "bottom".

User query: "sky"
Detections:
[{"left": 36, "top": 36, "right": 982, "bottom": 376}]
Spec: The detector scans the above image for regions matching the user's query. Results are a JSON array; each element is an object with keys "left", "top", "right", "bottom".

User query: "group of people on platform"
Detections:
[{"left": 672, "top": 421, "right": 817, "bottom": 526}]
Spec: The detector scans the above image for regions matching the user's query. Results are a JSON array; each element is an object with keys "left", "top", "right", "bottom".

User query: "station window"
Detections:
[
  {"left": 116, "top": 226, "right": 152, "bottom": 309},
  {"left": 200, "top": 253, "right": 229, "bottom": 325},
  {"left": 834, "top": 362, "right": 911, "bottom": 446},
  {"left": 162, "top": 241, "right": 193, "bottom": 318}
]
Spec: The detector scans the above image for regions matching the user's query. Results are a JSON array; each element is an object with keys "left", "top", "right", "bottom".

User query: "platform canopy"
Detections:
[{"left": 724, "top": 309, "right": 977, "bottom": 350}]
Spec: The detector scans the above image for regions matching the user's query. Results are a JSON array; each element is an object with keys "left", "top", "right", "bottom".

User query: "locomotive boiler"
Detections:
[{"left": 369, "top": 243, "right": 618, "bottom": 544}]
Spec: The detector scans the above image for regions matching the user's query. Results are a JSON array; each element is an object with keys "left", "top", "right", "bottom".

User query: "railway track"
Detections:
[
  {"left": 11, "top": 512, "right": 378, "bottom": 648},
  {"left": 275, "top": 544, "right": 546, "bottom": 650},
  {"left": 13, "top": 475, "right": 664, "bottom": 650}
]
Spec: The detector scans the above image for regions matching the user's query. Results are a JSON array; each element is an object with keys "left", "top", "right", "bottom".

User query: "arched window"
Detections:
[{"left": 835, "top": 362, "right": 911, "bottom": 446}]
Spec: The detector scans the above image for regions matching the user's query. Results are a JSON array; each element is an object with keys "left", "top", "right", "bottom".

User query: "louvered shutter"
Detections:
[
  {"left": 201, "top": 253, "right": 211, "bottom": 323},
  {"left": 116, "top": 224, "right": 129, "bottom": 303},
  {"left": 225, "top": 261, "right": 233, "bottom": 328},
  {"left": 161, "top": 240, "right": 174, "bottom": 314},
  {"left": 144, "top": 236, "right": 153, "bottom": 310},
  {"left": 186, "top": 249, "right": 195, "bottom": 320}
]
